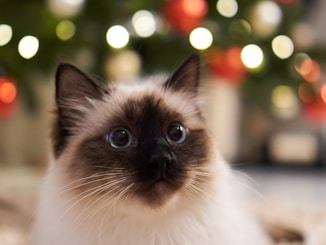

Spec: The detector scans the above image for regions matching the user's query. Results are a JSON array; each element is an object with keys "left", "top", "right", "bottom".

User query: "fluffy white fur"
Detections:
[{"left": 31, "top": 75, "right": 271, "bottom": 245}]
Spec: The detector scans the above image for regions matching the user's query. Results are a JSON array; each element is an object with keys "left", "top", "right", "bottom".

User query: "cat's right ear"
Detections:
[
  {"left": 53, "top": 63, "right": 105, "bottom": 157},
  {"left": 164, "top": 54, "right": 201, "bottom": 95}
]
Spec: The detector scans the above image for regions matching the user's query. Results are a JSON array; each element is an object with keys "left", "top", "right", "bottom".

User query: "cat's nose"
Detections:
[
  {"left": 147, "top": 144, "right": 174, "bottom": 169},
  {"left": 148, "top": 152, "right": 173, "bottom": 169}
]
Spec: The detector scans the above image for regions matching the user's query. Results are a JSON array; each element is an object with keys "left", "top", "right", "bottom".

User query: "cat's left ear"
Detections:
[
  {"left": 55, "top": 63, "right": 104, "bottom": 106},
  {"left": 52, "top": 64, "right": 105, "bottom": 157},
  {"left": 164, "top": 54, "right": 201, "bottom": 94}
]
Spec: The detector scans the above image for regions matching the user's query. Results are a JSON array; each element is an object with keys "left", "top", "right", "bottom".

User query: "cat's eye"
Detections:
[
  {"left": 107, "top": 128, "right": 132, "bottom": 149},
  {"left": 166, "top": 123, "right": 187, "bottom": 144}
]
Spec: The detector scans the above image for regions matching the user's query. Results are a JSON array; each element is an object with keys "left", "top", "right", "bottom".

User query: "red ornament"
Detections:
[
  {"left": 163, "top": 0, "right": 208, "bottom": 34},
  {"left": 206, "top": 47, "right": 247, "bottom": 85},
  {"left": 303, "top": 99, "right": 326, "bottom": 124},
  {"left": 0, "top": 76, "right": 18, "bottom": 118}
]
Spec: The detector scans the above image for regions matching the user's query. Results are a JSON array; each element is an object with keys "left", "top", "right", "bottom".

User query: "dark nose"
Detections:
[
  {"left": 148, "top": 151, "right": 173, "bottom": 169},
  {"left": 137, "top": 142, "right": 176, "bottom": 182},
  {"left": 146, "top": 143, "right": 174, "bottom": 168}
]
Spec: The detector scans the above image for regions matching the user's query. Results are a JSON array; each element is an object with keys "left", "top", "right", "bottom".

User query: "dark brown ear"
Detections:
[
  {"left": 55, "top": 63, "right": 104, "bottom": 105},
  {"left": 164, "top": 54, "right": 201, "bottom": 94},
  {"left": 53, "top": 63, "right": 105, "bottom": 157}
]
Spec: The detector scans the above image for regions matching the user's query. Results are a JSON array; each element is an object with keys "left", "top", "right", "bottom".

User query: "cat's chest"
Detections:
[{"left": 71, "top": 217, "right": 216, "bottom": 245}]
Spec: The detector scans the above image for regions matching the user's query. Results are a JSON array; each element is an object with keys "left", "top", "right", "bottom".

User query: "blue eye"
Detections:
[
  {"left": 107, "top": 128, "right": 132, "bottom": 149},
  {"left": 166, "top": 123, "right": 187, "bottom": 144}
]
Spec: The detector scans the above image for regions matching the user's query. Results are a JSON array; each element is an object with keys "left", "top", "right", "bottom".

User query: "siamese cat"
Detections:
[{"left": 31, "top": 54, "right": 271, "bottom": 245}]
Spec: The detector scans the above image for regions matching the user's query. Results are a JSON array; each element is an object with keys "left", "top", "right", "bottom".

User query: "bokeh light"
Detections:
[
  {"left": 300, "top": 59, "right": 321, "bottom": 83},
  {"left": 271, "top": 35, "right": 294, "bottom": 59},
  {"left": 255, "top": 1, "right": 282, "bottom": 26},
  {"left": 241, "top": 44, "right": 264, "bottom": 69},
  {"left": 162, "top": 0, "right": 207, "bottom": 34},
  {"left": 18, "top": 36, "right": 39, "bottom": 59},
  {"left": 0, "top": 78, "right": 17, "bottom": 104},
  {"left": 189, "top": 27, "right": 213, "bottom": 50},
  {"left": 321, "top": 84, "right": 326, "bottom": 104},
  {"left": 48, "top": 0, "right": 85, "bottom": 18},
  {"left": 272, "top": 86, "right": 297, "bottom": 109},
  {"left": 216, "top": 0, "right": 238, "bottom": 18},
  {"left": 56, "top": 20, "right": 76, "bottom": 41},
  {"left": 250, "top": 1, "right": 282, "bottom": 37},
  {"left": 106, "top": 25, "right": 130, "bottom": 49},
  {"left": 0, "top": 24, "right": 13, "bottom": 46},
  {"left": 132, "top": 10, "right": 156, "bottom": 38},
  {"left": 206, "top": 47, "right": 247, "bottom": 83},
  {"left": 105, "top": 50, "right": 141, "bottom": 81},
  {"left": 272, "top": 85, "right": 298, "bottom": 118},
  {"left": 182, "top": 0, "right": 208, "bottom": 17},
  {"left": 291, "top": 22, "right": 316, "bottom": 50}
]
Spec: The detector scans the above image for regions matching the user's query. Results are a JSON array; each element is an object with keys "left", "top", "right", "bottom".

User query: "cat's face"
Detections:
[{"left": 53, "top": 55, "right": 214, "bottom": 209}]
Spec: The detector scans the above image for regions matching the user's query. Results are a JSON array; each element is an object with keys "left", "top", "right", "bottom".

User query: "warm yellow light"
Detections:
[
  {"left": 272, "top": 85, "right": 298, "bottom": 119},
  {"left": 105, "top": 50, "right": 141, "bottom": 81},
  {"left": 216, "top": 0, "right": 238, "bottom": 18},
  {"left": 132, "top": 10, "right": 156, "bottom": 38},
  {"left": 18, "top": 35, "right": 39, "bottom": 59},
  {"left": 189, "top": 27, "right": 213, "bottom": 50},
  {"left": 106, "top": 25, "right": 129, "bottom": 49},
  {"left": 241, "top": 44, "right": 264, "bottom": 69},
  {"left": 56, "top": 20, "right": 76, "bottom": 41},
  {"left": 251, "top": 1, "right": 282, "bottom": 37},
  {"left": 272, "top": 35, "right": 294, "bottom": 59},
  {"left": 48, "top": 0, "right": 85, "bottom": 18},
  {"left": 255, "top": 1, "right": 282, "bottom": 26},
  {"left": 0, "top": 24, "right": 13, "bottom": 46},
  {"left": 272, "top": 86, "right": 297, "bottom": 109}
]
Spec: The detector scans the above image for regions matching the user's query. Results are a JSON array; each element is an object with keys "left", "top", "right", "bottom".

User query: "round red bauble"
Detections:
[
  {"left": 163, "top": 0, "right": 208, "bottom": 34},
  {"left": 303, "top": 99, "right": 326, "bottom": 124},
  {"left": 0, "top": 76, "right": 18, "bottom": 118},
  {"left": 206, "top": 47, "right": 247, "bottom": 85}
]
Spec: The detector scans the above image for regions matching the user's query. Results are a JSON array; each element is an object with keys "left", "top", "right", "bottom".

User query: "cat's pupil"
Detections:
[
  {"left": 108, "top": 128, "right": 132, "bottom": 148},
  {"left": 167, "top": 124, "right": 186, "bottom": 143}
]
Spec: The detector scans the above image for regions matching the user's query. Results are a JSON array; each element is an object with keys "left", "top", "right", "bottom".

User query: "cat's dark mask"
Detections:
[{"left": 53, "top": 54, "right": 211, "bottom": 207}]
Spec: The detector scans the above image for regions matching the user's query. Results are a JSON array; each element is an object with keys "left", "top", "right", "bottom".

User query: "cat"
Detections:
[{"left": 31, "top": 54, "right": 271, "bottom": 245}]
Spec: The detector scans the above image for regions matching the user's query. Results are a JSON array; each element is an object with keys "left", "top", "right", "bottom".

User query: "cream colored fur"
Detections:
[{"left": 31, "top": 81, "right": 271, "bottom": 245}]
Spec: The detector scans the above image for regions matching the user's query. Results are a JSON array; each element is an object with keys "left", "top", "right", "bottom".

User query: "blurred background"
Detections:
[{"left": 0, "top": 0, "right": 326, "bottom": 244}]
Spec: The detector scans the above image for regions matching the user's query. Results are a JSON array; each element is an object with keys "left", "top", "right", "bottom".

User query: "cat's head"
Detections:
[{"left": 53, "top": 54, "right": 216, "bottom": 210}]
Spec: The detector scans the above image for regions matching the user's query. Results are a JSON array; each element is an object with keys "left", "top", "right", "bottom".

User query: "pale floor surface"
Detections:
[{"left": 241, "top": 167, "right": 326, "bottom": 206}]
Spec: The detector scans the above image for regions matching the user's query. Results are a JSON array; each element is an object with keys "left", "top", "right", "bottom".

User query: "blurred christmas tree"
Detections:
[{"left": 0, "top": 0, "right": 325, "bottom": 122}]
